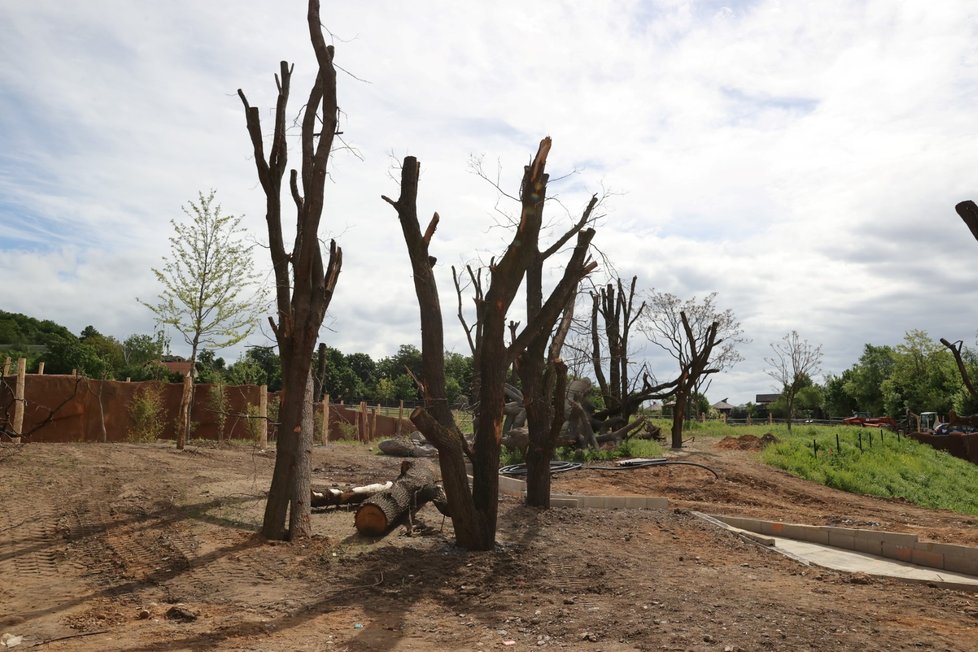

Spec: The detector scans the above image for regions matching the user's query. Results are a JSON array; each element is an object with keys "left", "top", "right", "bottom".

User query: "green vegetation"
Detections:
[
  {"left": 127, "top": 383, "right": 166, "bottom": 443},
  {"left": 761, "top": 424, "right": 978, "bottom": 515},
  {"left": 556, "top": 437, "right": 664, "bottom": 464}
]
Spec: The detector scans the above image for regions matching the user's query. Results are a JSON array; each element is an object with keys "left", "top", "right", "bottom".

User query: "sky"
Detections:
[{"left": 3, "top": 0, "right": 978, "bottom": 406}]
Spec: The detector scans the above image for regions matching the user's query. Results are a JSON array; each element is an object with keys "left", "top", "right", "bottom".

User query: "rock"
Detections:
[
  {"left": 1, "top": 633, "right": 23, "bottom": 648},
  {"left": 164, "top": 606, "right": 198, "bottom": 623}
]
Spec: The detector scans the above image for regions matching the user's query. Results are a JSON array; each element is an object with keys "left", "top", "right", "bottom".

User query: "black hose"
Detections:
[
  {"left": 586, "top": 459, "right": 720, "bottom": 479},
  {"left": 499, "top": 461, "right": 582, "bottom": 476}
]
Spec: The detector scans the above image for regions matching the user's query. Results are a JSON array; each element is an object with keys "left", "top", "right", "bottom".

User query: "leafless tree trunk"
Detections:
[
  {"left": 588, "top": 277, "right": 679, "bottom": 431},
  {"left": 387, "top": 139, "right": 596, "bottom": 547},
  {"left": 765, "top": 331, "right": 822, "bottom": 433},
  {"left": 238, "top": 0, "right": 342, "bottom": 541},
  {"left": 517, "top": 192, "right": 597, "bottom": 508},
  {"left": 941, "top": 201, "right": 978, "bottom": 406},
  {"left": 642, "top": 291, "right": 745, "bottom": 447}
]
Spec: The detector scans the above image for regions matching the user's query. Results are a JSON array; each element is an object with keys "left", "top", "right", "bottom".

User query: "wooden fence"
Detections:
[{"left": 1, "top": 357, "right": 411, "bottom": 444}]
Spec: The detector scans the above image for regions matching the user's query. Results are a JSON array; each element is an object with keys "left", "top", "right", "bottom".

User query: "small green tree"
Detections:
[
  {"left": 128, "top": 382, "right": 166, "bottom": 443},
  {"left": 139, "top": 190, "right": 265, "bottom": 449}
]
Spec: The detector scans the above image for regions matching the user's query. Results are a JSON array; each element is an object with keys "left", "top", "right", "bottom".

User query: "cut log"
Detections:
[
  {"left": 311, "top": 481, "right": 392, "bottom": 508},
  {"left": 354, "top": 461, "right": 448, "bottom": 536}
]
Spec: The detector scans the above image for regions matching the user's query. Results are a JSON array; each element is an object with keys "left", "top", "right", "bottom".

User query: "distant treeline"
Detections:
[{"left": 0, "top": 310, "right": 472, "bottom": 407}]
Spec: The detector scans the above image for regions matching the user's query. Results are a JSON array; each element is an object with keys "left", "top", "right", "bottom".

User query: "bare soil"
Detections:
[{"left": 1, "top": 435, "right": 977, "bottom": 651}]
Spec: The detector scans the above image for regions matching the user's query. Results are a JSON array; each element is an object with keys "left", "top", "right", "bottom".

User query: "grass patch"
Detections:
[{"left": 761, "top": 426, "right": 978, "bottom": 515}]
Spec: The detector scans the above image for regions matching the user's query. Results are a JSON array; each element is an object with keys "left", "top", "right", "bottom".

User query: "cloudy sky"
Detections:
[{"left": 3, "top": 0, "right": 978, "bottom": 405}]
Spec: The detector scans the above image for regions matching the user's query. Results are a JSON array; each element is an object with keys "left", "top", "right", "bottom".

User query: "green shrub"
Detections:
[
  {"left": 244, "top": 403, "right": 264, "bottom": 444},
  {"left": 335, "top": 420, "right": 359, "bottom": 440},
  {"left": 208, "top": 382, "right": 229, "bottom": 443},
  {"left": 128, "top": 383, "right": 165, "bottom": 443}
]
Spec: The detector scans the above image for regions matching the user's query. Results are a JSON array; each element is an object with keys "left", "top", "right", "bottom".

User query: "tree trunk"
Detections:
[
  {"left": 239, "top": 0, "right": 343, "bottom": 541},
  {"left": 385, "top": 157, "right": 489, "bottom": 550},
  {"left": 671, "top": 386, "right": 687, "bottom": 449},
  {"left": 354, "top": 461, "right": 445, "bottom": 535},
  {"left": 524, "top": 361, "right": 567, "bottom": 507},
  {"left": 262, "top": 364, "right": 316, "bottom": 540},
  {"left": 177, "top": 372, "right": 192, "bottom": 450}
]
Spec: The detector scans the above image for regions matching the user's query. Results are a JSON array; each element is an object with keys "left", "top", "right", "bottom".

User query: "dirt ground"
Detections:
[{"left": 1, "top": 435, "right": 977, "bottom": 651}]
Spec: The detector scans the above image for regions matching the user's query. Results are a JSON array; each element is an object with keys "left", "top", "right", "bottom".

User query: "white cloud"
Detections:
[{"left": 2, "top": 0, "right": 978, "bottom": 404}]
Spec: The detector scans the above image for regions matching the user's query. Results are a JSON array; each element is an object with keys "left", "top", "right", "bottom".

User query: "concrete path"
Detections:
[
  {"left": 495, "top": 471, "right": 978, "bottom": 591},
  {"left": 693, "top": 512, "right": 978, "bottom": 591}
]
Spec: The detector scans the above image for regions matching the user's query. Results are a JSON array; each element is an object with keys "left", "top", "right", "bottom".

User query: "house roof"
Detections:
[
  {"left": 755, "top": 393, "right": 781, "bottom": 404},
  {"left": 712, "top": 398, "right": 735, "bottom": 411},
  {"left": 161, "top": 360, "right": 193, "bottom": 376}
]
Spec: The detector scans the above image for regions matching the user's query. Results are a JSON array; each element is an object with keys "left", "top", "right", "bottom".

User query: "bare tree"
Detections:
[
  {"left": 765, "top": 331, "right": 822, "bottom": 432},
  {"left": 387, "top": 138, "right": 596, "bottom": 548},
  {"left": 512, "top": 190, "right": 597, "bottom": 508},
  {"left": 642, "top": 291, "right": 745, "bottom": 448},
  {"left": 237, "top": 0, "right": 343, "bottom": 541},
  {"left": 941, "top": 201, "right": 978, "bottom": 408},
  {"left": 588, "top": 277, "right": 679, "bottom": 431}
]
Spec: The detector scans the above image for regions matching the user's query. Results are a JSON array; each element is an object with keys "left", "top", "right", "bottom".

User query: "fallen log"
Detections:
[
  {"left": 354, "top": 461, "right": 449, "bottom": 536},
  {"left": 311, "top": 481, "right": 393, "bottom": 508}
]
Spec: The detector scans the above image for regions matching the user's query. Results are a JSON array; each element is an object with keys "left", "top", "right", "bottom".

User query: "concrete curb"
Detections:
[
  {"left": 707, "top": 513, "right": 978, "bottom": 579},
  {"left": 488, "top": 473, "right": 670, "bottom": 509}
]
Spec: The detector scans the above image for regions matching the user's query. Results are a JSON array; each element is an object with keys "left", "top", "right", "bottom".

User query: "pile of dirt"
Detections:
[{"left": 716, "top": 433, "right": 779, "bottom": 450}]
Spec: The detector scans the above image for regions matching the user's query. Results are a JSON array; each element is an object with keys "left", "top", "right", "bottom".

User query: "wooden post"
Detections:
[
  {"left": 12, "top": 358, "right": 26, "bottom": 440},
  {"left": 3, "top": 357, "right": 10, "bottom": 376},
  {"left": 359, "top": 401, "right": 368, "bottom": 442},
  {"left": 37, "top": 361, "right": 45, "bottom": 375},
  {"left": 768, "top": 413, "right": 773, "bottom": 425},
  {"left": 177, "top": 373, "right": 193, "bottom": 449},
  {"left": 258, "top": 385, "right": 268, "bottom": 449},
  {"left": 372, "top": 404, "right": 379, "bottom": 440},
  {"left": 397, "top": 400, "right": 404, "bottom": 435},
  {"left": 746, "top": 414, "right": 752, "bottom": 426},
  {"left": 321, "top": 396, "right": 329, "bottom": 445}
]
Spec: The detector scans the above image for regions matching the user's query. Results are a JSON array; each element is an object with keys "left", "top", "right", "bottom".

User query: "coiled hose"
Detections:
[{"left": 498, "top": 458, "right": 718, "bottom": 479}]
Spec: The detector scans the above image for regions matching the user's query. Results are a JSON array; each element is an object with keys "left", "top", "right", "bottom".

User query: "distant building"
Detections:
[
  {"left": 161, "top": 355, "right": 193, "bottom": 377},
  {"left": 711, "top": 398, "right": 735, "bottom": 417},
  {"left": 755, "top": 393, "right": 781, "bottom": 405}
]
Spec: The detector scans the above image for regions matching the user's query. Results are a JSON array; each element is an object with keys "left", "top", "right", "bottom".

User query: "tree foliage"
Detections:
[{"left": 140, "top": 190, "right": 264, "bottom": 368}]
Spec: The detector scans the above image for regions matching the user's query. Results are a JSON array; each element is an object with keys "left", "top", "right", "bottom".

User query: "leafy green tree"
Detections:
[
  {"left": 373, "top": 376, "right": 397, "bottom": 404},
  {"left": 78, "top": 326, "right": 125, "bottom": 376},
  {"left": 881, "top": 330, "right": 960, "bottom": 416},
  {"left": 225, "top": 346, "right": 282, "bottom": 389},
  {"left": 0, "top": 310, "right": 74, "bottom": 346},
  {"left": 345, "top": 352, "right": 377, "bottom": 390},
  {"left": 822, "top": 371, "right": 859, "bottom": 418},
  {"left": 445, "top": 351, "right": 473, "bottom": 405},
  {"left": 139, "top": 190, "right": 266, "bottom": 448},
  {"left": 195, "top": 349, "right": 227, "bottom": 384},
  {"left": 121, "top": 332, "right": 169, "bottom": 380},
  {"left": 843, "top": 344, "right": 895, "bottom": 416}
]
